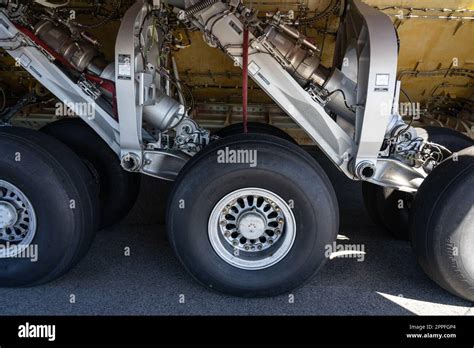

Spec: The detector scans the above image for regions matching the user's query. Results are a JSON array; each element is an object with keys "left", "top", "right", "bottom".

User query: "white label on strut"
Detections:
[
  {"left": 19, "top": 54, "right": 31, "bottom": 68},
  {"left": 375, "top": 73, "right": 389, "bottom": 86},
  {"left": 117, "top": 54, "right": 132, "bottom": 80},
  {"left": 248, "top": 61, "right": 260, "bottom": 75}
]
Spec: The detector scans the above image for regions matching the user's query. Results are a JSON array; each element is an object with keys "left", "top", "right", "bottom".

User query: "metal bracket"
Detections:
[
  {"left": 141, "top": 150, "right": 191, "bottom": 181},
  {"left": 367, "top": 158, "right": 427, "bottom": 193},
  {"left": 137, "top": 72, "right": 156, "bottom": 106}
]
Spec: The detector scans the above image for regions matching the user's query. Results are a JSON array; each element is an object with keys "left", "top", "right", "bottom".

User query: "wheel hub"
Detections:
[
  {"left": 218, "top": 193, "right": 285, "bottom": 253},
  {"left": 238, "top": 210, "right": 265, "bottom": 240},
  {"left": 209, "top": 187, "right": 296, "bottom": 270},
  {"left": 0, "top": 180, "right": 37, "bottom": 257},
  {"left": 0, "top": 201, "right": 18, "bottom": 229}
]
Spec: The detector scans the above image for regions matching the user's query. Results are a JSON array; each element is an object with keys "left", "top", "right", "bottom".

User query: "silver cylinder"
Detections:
[
  {"left": 100, "top": 62, "right": 116, "bottom": 81},
  {"left": 264, "top": 26, "right": 330, "bottom": 87},
  {"left": 34, "top": 20, "right": 107, "bottom": 74},
  {"left": 277, "top": 23, "right": 319, "bottom": 53},
  {"left": 143, "top": 91, "right": 185, "bottom": 131}
]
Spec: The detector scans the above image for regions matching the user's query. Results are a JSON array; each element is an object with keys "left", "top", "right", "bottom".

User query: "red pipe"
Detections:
[{"left": 242, "top": 27, "right": 249, "bottom": 133}]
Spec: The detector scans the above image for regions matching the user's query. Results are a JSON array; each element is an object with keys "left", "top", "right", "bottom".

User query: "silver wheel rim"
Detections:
[
  {"left": 208, "top": 187, "right": 296, "bottom": 270},
  {"left": 0, "top": 180, "right": 37, "bottom": 258}
]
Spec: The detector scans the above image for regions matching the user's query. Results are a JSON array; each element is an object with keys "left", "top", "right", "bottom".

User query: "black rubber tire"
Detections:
[
  {"left": 213, "top": 122, "right": 297, "bottom": 144},
  {"left": 362, "top": 127, "right": 473, "bottom": 240},
  {"left": 410, "top": 146, "right": 474, "bottom": 302},
  {"left": 361, "top": 181, "right": 414, "bottom": 239},
  {"left": 0, "top": 126, "right": 99, "bottom": 286},
  {"left": 167, "top": 133, "right": 339, "bottom": 297},
  {"left": 41, "top": 118, "right": 141, "bottom": 228}
]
